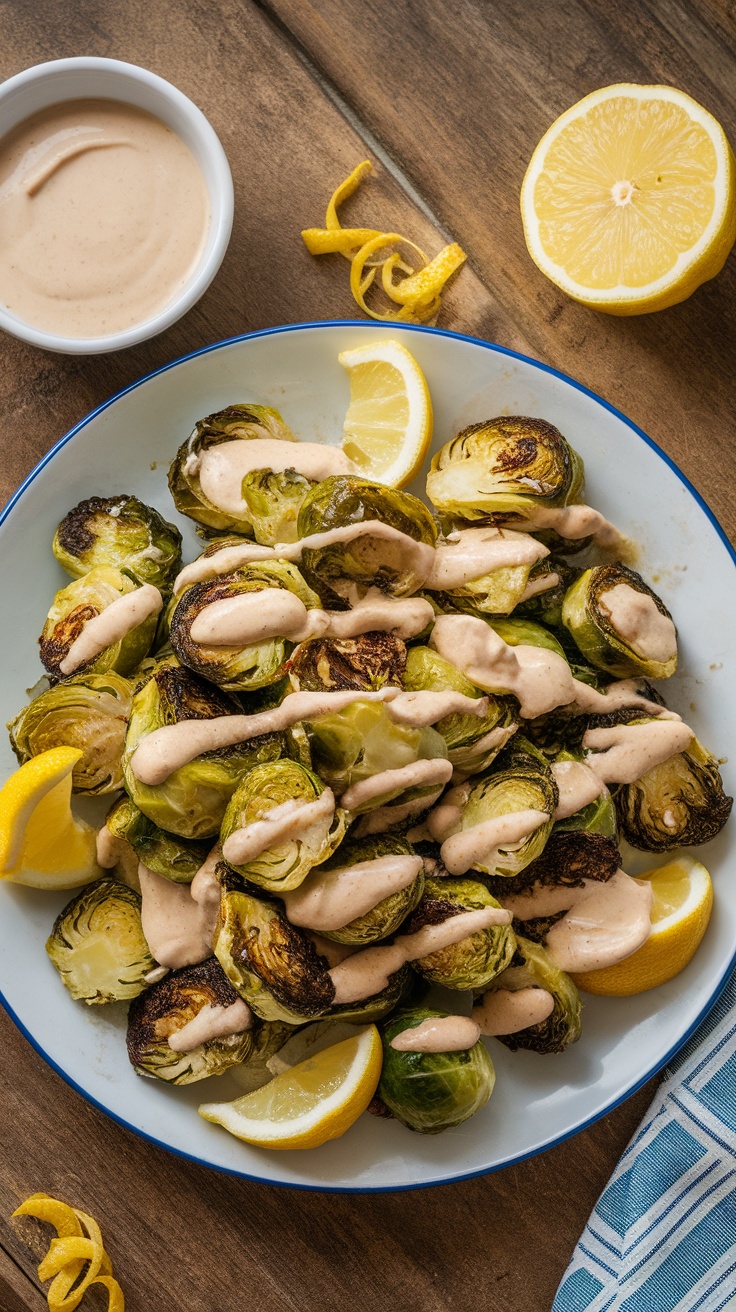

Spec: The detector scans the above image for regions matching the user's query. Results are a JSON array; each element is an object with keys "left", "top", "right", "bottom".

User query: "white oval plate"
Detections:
[{"left": 1, "top": 321, "right": 734, "bottom": 1192}]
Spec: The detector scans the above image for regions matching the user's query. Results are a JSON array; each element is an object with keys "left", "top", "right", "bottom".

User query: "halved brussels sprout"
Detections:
[
  {"left": 126, "top": 957, "right": 288, "bottom": 1084},
  {"left": 219, "top": 759, "right": 347, "bottom": 892},
  {"left": 431, "top": 562, "right": 539, "bottom": 619},
  {"left": 39, "top": 566, "right": 158, "bottom": 680},
  {"left": 288, "top": 633, "right": 407, "bottom": 693},
  {"left": 328, "top": 966, "right": 411, "bottom": 1024},
  {"left": 122, "top": 658, "right": 284, "bottom": 839},
  {"left": 404, "top": 876, "right": 516, "bottom": 990},
  {"left": 451, "top": 737, "right": 558, "bottom": 878},
  {"left": 479, "top": 936, "right": 582, "bottom": 1054},
  {"left": 53, "top": 495, "right": 182, "bottom": 594},
  {"left": 402, "top": 646, "right": 518, "bottom": 776},
  {"left": 296, "top": 476, "right": 438, "bottom": 605},
  {"left": 379, "top": 1007, "right": 495, "bottom": 1133},
  {"left": 562, "top": 564, "right": 677, "bottom": 680},
  {"left": 552, "top": 751, "right": 618, "bottom": 841},
  {"left": 240, "top": 468, "right": 314, "bottom": 546},
  {"left": 7, "top": 671, "right": 132, "bottom": 795},
  {"left": 614, "top": 735, "right": 733, "bottom": 851},
  {"left": 168, "top": 404, "right": 296, "bottom": 534},
  {"left": 304, "top": 697, "right": 448, "bottom": 797},
  {"left": 304, "top": 833, "right": 424, "bottom": 945},
  {"left": 46, "top": 877, "right": 154, "bottom": 1004},
  {"left": 483, "top": 830, "right": 620, "bottom": 902},
  {"left": 214, "top": 871, "right": 336, "bottom": 1023},
  {"left": 488, "top": 617, "right": 568, "bottom": 659},
  {"left": 105, "top": 795, "right": 210, "bottom": 883},
  {"left": 170, "top": 559, "right": 320, "bottom": 692},
  {"left": 426, "top": 416, "right": 584, "bottom": 527}
]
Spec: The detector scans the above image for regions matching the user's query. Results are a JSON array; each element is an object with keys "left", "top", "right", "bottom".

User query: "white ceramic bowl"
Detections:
[
  {"left": 0, "top": 58, "right": 234, "bottom": 354},
  {"left": 1, "top": 321, "right": 734, "bottom": 1192}
]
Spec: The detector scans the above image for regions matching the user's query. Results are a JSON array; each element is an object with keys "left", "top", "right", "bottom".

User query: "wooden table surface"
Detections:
[{"left": 1, "top": 2, "right": 734, "bottom": 1308}]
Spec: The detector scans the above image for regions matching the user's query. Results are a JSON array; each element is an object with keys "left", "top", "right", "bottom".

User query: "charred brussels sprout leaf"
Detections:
[
  {"left": 288, "top": 632, "right": 407, "bottom": 693},
  {"left": 46, "top": 877, "right": 154, "bottom": 1004},
  {"left": 483, "top": 830, "right": 620, "bottom": 901},
  {"left": 168, "top": 404, "right": 296, "bottom": 534},
  {"left": 220, "top": 759, "right": 347, "bottom": 892},
  {"left": 7, "top": 671, "right": 132, "bottom": 795},
  {"left": 53, "top": 495, "right": 182, "bottom": 594},
  {"left": 615, "top": 736, "right": 733, "bottom": 851},
  {"left": 240, "top": 468, "right": 314, "bottom": 546},
  {"left": 105, "top": 795, "right": 210, "bottom": 883},
  {"left": 455, "top": 737, "right": 558, "bottom": 878},
  {"left": 126, "top": 957, "right": 286, "bottom": 1084},
  {"left": 379, "top": 1007, "right": 495, "bottom": 1133},
  {"left": 214, "top": 873, "right": 336, "bottom": 1023},
  {"left": 39, "top": 566, "right": 158, "bottom": 680},
  {"left": 122, "top": 658, "right": 284, "bottom": 839},
  {"left": 405, "top": 876, "right": 516, "bottom": 990},
  {"left": 170, "top": 559, "right": 320, "bottom": 692},
  {"left": 305, "top": 833, "right": 424, "bottom": 946},
  {"left": 482, "top": 936, "right": 582, "bottom": 1054},
  {"left": 403, "top": 646, "right": 518, "bottom": 776},
  {"left": 562, "top": 563, "right": 677, "bottom": 680},
  {"left": 426, "top": 416, "right": 584, "bottom": 527},
  {"left": 296, "top": 475, "right": 437, "bottom": 604}
]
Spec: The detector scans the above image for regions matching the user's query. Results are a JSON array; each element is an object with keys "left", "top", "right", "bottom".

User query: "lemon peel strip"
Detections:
[{"left": 12, "top": 1193, "right": 124, "bottom": 1312}]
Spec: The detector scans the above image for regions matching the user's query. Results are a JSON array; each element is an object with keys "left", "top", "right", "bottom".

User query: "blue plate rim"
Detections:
[{"left": 1, "top": 317, "right": 734, "bottom": 1194}]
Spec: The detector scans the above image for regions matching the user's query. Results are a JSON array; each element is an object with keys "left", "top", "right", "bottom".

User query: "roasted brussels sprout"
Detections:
[
  {"left": 328, "top": 966, "right": 412, "bottom": 1024},
  {"left": 483, "top": 830, "right": 620, "bottom": 902},
  {"left": 240, "top": 467, "right": 314, "bottom": 546},
  {"left": 288, "top": 632, "right": 407, "bottom": 693},
  {"left": 403, "top": 646, "right": 518, "bottom": 776},
  {"left": 478, "top": 936, "right": 582, "bottom": 1054},
  {"left": 514, "top": 556, "right": 580, "bottom": 628},
  {"left": 170, "top": 559, "right": 320, "bottom": 692},
  {"left": 46, "top": 877, "right": 154, "bottom": 1004},
  {"left": 614, "top": 735, "right": 733, "bottom": 851},
  {"left": 297, "top": 833, "right": 424, "bottom": 945},
  {"left": 448, "top": 738, "right": 558, "bottom": 878},
  {"left": 562, "top": 564, "right": 677, "bottom": 680},
  {"left": 379, "top": 1007, "right": 495, "bottom": 1133},
  {"left": 405, "top": 876, "right": 516, "bottom": 990},
  {"left": 126, "top": 957, "right": 287, "bottom": 1083},
  {"left": 220, "top": 759, "right": 347, "bottom": 892},
  {"left": 305, "top": 696, "right": 448, "bottom": 798},
  {"left": 39, "top": 566, "right": 159, "bottom": 680},
  {"left": 552, "top": 753, "right": 618, "bottom": 840},
  {"left": 7, "top": 671, "right": 132, "bottom": 794},
  {"left": 296, "top": 476, "right": 438, "bottom": 605},
  {"left": 168, "top": 404, "right": 296, "bottom": 534},
  {"left": 488, "top": 617, "right": 568, "bottom": 659},
  {"left": 53, "top": 495, "right": 182, "bottom": 594},
  {"left": 431, "top": 558, "right": 543, "bottom": 619},
  {"left": 214, "top": 872, "right": 336, "bottom": 1023},
  {"left": 122, "top": 658, "right": 284, "bottom": 839},
  {"left": 426, "top": 416, "right": 584, "bottom": 528},
  {"left": 105, "top": 795, "right": 210, "bottom": 883}
]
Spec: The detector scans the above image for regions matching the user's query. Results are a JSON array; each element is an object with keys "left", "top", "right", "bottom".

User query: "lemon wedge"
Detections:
[
  {"left": 338, "top": 339, "right": 433, "bottom": 487},
  {"left": 521, "top": 84, "right": 736, "bottom": 314},
  {"left": 572, "top": 855, "right": 713, "bottom": 996},
  {"left": 0, "top": 747, "right": 101, "bottom": 890},
  {"left": 199, "top": 1024, "right": 382, "bottom": 1150}
]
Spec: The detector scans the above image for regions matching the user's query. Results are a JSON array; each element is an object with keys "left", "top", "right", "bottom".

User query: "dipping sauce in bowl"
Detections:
[{"left": 0, "top": 98, "right": 210, "bottom": 339}]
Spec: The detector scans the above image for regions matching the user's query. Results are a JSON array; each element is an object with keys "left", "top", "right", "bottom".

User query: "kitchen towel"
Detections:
[{"left": 553, "top": 967, "right": 736, "bottom": 1312}]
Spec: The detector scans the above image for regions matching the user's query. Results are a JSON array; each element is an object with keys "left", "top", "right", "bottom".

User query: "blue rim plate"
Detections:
[{"left": 1, "top": 320, "right": 734, "bottom": 1192}]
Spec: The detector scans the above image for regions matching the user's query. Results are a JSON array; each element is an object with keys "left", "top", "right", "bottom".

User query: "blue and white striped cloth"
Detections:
[{"left": 553, "top": 969, "right": 736, "bottom": 1312}]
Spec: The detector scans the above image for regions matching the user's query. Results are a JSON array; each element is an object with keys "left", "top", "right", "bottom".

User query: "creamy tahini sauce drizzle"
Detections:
[
  {"left": 139, "top": 847, "right": 221, "bottom": 970},
  {"left": 59, "top": 583, "right": 162, "bottom": 675},
  {"left": 167, "top": 999, "right": 252, "bottom": 1053},
  {"left": 387, "top": 689, "right": 488, "bottom": 726},
  {"left": 221, "top": 790, "right": 335, "bottom": 866},
  {"left": 599, "top": 583, "right": 677, "bottom": 664},
  {"left": 95, "top": 824, "right": 139, "bottom": 888},
  {"left": 504, "top": 504, "right": 621, "bottom": 548},
  {"left": 328, "top": 906, "right": 513, "bottom": 1003},
  {"left": 353, "top": 785, "right": 449, "bottom": 837},
  {"left": 340, "top": 759, "right": 453, "bottom": 811},
  {"left": 195, "top": 439, "right": 354, "bottom": 516},
  {"left": 283, "top": 854, "right": 423, "bottom": 931},
  {"left": 552, "top": 760, "right": 605, "bottom": 820},
  {"left": 424, "top": 526, "right": 548, "bottom": 590},
  {"left": 0, "top": 100, "right": 209, "bottom": 338},
  {"left": 473, "top": 988, "right": 555, "bottom": 1036},
  {"left": 518, "top": 572, "right": 560, "bottom": 603},
  {"left": 440, "top": 808, "right": 550, "bottom": 876},
  {"left": 188, "top": 587, "right": 435, "bottom": 647},
  {"left": 583, "top": 721, "right": 694, "bottom": 785},
  {"left": 390, "top": 1015, "right": 481, "bottom": 1053}
]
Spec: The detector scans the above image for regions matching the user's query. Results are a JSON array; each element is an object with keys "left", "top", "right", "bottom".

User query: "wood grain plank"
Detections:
[{"left": 264, "top": 0, "right": 736, "bottom": 538}]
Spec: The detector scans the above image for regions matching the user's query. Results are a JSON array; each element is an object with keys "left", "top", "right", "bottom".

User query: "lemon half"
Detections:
[
  {"left": 572, "top": 855, "right": 713, "bottom": 995},
  {"left": 521, "top": 83, "right": 736, "bottom": 314},
  {"left": 0, "top": 747, "right": 101, "bottom": 890},
  {"left": 199, "top": 1024, "right": 382, "bottom": 1149},
  {"left": 339, "top": 339, "right": 432, "bottom": 486}
]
